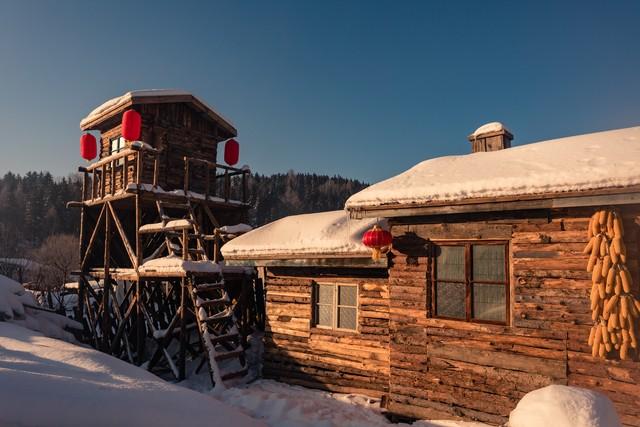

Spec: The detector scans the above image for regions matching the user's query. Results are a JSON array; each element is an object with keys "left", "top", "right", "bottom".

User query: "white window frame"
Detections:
[
  {"left": 109, "top": 136, "right": 126, "bottom": 166},
  {"left": 312, "top": 281, "right": 358, "bottom": 332}
]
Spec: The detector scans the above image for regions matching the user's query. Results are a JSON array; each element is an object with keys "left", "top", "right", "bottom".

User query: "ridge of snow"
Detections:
[
  {"left": 139, "top": 255, "right": 221, "bottom": 273},
  {"left": 346, "top": 126, "right": 640, "bottom": 210},
  {"left": 221, "top": 210, "right": 384, "bottom": 259},
  {"left": 470, "top": 122, "right": 508, "bottom": 137},
  {"left": 80, "top": 89, "right": 235, "bottom": 129},
  {"left": 0, "top": 274, "right": 82, "bottom": 342}
]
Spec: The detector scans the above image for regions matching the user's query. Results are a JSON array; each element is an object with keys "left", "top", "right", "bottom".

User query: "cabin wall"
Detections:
[
  {"left": 387, "top": 206, "right": 640, "bottom": 426},
  {"left": 262, "top": 267, "right": 390, "bottom": 397},
  {"left": 99, "top": 103, "right": 227, "bottom": 194}
]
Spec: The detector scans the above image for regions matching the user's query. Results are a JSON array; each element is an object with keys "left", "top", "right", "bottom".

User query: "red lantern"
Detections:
[
  {"left": 362, "top": 225, "right": 393, "bottom": 260},
  {"left": 122, "top": 109, "right": 142, "bottom": 141},
  {"left": 80, "top": 133, "right": 97, "bottom": 161},
  {"left": 224, "top": 138, "right": 240, "bottom": 166}
]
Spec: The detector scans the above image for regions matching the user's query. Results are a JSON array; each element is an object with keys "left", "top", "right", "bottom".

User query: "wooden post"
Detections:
[
  {"left": 213, "top": 229, "right": 220, "bottom": 264},
  {"left": 91, "top": 170, "right": 96, "bottom": 202},
  {"left": 180, "top": 228, "right": 188, "bottom": 380},
  {"left": 224, "top": 169, "right": 230, "bottom": 202},
  {"left": 123, "top": 154, "right": 129, "bottom": 190},
  {"left": 205, "top": 166, "right": 210, "bottom": 201},
  {"left": 102, "top": 209, "right": 112, "bottom": 352},
  {"left": 110, "top": 160, "right": 116, "bottom": 195},
  {"left": 184, "top": 157, "right": 190, "bottom": 195},
  {"left": 135, "top": 195, "right": 143, "bottom": 365},
  {"left": 153, "top": 152, "right": 159, "bottom": 189},
  {"left": 101, "top": 164, "right": 106, "bottom": 199},
  {"left": 179, "top": 277, "right": 187, "bottom": 381}
]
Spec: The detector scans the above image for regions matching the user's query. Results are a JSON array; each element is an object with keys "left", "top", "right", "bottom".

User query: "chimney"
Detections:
[{"left": 468, "top": 122, "right": 513, "bottom": 153}]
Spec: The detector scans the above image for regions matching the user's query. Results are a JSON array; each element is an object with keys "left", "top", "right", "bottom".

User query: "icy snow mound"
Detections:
[
  {"left": 346, "top": 126, "right": 640, "bottom": 209},
  {"left": 509, "top": 385, "right": 621, "bottom": 427},
  {"left": 0, "top": 274, "right": 81, "bottom": 342}
]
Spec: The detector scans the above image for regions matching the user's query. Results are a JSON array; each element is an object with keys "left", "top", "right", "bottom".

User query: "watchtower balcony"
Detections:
[{"left": 78, "top": 142, "right": 250, "bottom": 207}]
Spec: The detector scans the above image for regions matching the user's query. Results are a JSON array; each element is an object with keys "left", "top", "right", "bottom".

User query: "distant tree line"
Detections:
[
  {"left": 0, "top": 172, "right": 81, "bottom": 256},
  {"left": 246, "top": 170, "right": 368, "bottom": 225},
  {"left": 0, "top": 170, "right": 368, "bottom": 258}
]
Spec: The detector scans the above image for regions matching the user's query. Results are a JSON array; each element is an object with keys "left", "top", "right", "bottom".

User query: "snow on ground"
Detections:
[
  {"left": 221, "top": 210, "right": 385, "bottom": 259},
  {"left": 0, "top": 274, "right": 81, "bottom": 342},
  {"left": 182, "top": 378, "right": 489, "bottom": 427},
  {"left": 0, "top": 322, "right": 265, "bottom": 427},
  {"left": 509, "top": 385, "right": 621, "bottom": 427},
  {"left": 220, "top": 223, "right": 254, "bottom": 235},
  {"left": 346, "top": 126, "right": 640, "bottom": 210}
]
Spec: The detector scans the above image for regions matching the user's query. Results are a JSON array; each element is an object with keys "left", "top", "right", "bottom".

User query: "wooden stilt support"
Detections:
[{"left": 102, "top": 210, "right": 112, "bottom": 352}]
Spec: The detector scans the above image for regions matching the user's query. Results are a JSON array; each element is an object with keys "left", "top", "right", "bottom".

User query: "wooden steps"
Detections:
[{"left": 191, "top": 279, "right": 247, "bottom": 387}]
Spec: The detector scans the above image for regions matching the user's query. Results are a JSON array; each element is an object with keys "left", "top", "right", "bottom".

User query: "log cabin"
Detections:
[
  {"left": 221, "top": 210, "right": 390, "bottom": 397},
  {"left": 224, "top": 123, "right": 640, "bottom": 426}
]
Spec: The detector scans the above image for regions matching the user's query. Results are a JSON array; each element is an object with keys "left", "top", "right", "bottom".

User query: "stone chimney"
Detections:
[{"left": 468, "top": 122, "right": 513, "bottom": 153}]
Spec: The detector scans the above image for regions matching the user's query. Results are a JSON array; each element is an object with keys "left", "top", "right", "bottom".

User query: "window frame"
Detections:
[
  {"left": 312, "top": 281, "right": 359, "bottom": 332},
  {"left": 109, "top": 136, "right": 127, "bottom": 166},
  {"left": 430, "top": 240, "right": 510, "bottom": 326}
]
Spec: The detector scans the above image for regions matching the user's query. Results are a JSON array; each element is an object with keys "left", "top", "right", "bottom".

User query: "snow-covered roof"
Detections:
[
  {"left": 346, "top": 126, "right": 640, "bottom": 212},
  {"left": 80, "top": 89, "right": 236, "bottom": 135},
  {"left": 470, "top": 122, "right": 510, "bottom": 138},
  {"left": 221, "top": 210, "right": 382, "bottom": 260}
]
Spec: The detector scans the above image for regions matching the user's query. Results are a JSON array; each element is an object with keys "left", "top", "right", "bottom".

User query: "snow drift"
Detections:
[
  {"left": 0, "top": 322, "right": 265, "bottom": 427},
  {"left": 509, "top": 385, "right": 621, "bottom": 427},
  {"left": 0, "top": 274, "right": 81, "bottom": 342}
]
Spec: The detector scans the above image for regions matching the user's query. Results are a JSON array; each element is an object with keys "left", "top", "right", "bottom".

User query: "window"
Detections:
[
  {"left": 313, "top": 282, "right": 358, "bottom": 331},
  {"left": 110, "top": 137, "right": 126, "bottom": 165},
  {"left": 431, "top": 242, "right": 509, "bottom": 324}
]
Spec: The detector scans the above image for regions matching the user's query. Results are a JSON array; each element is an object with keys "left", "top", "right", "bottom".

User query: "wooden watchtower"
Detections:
[{"left": 72, "top": 89, "right": 256, "bottom": 384}]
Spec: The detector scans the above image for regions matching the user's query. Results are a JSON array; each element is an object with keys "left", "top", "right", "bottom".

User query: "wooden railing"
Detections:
[{"left": 79, "top": 144, "right": 250, "bottom": 204}]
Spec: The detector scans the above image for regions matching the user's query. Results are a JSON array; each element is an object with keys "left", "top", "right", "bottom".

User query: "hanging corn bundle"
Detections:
[{"left": 585, "top": 209, "right": 640, "bottom": 360}]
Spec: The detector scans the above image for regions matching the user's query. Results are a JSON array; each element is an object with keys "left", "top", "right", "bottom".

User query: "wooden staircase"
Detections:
[
  {"left": 138, "top": 196, "right": 248, "bottom": 387},
  {"left": 192, "top": 279, "right": 248, "bottom": 386},
  {"left": 138, "top": 199, "right": 209, "bottom": 261}
]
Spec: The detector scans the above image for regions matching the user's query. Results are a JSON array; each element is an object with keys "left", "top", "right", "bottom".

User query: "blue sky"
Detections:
[{"left": 0, "top": 1, "right": 639, "bottom": 183}]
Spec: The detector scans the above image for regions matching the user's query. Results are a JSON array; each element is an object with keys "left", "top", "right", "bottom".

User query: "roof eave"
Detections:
[
  {"left": 223, "top": 255, "right": 387, "bottom": 268},
  {"left": 347, "top": 186, "right": 640, "bottom": 219},
  {"left": 80, "top": 94, "right": 237, "bottom": 136}
]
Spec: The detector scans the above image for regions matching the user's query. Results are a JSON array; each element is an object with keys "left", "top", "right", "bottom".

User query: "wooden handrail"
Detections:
[{"left": 79, "top": 143, "right": 249, "bottom": 204}]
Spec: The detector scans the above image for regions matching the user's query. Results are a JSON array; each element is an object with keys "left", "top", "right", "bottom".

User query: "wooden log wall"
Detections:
[
  {"left": 387, "top": 206, "right": 640, "bottom": 426},
  {"left": 98, "top": 103, "right": 231, "bottom": 195},
  {"left": 262, "top": 267, "right": 390, "bottom": 397}
]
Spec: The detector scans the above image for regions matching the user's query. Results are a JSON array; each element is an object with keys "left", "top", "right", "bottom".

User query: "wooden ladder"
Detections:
[
  {"left": 191, "top": 278, "right": 248, "bottom": 387},
  {"left": 139, "top": 199, "right": 210, "bottom": 261}
]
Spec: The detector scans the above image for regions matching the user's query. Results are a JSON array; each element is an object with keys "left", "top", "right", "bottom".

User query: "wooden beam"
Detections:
[
  {"left": 107, "top": 202, "right": 138, "bottom": 268},
  {"left": 80, "top": 204, "right": 106, "bottom": 270}
]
